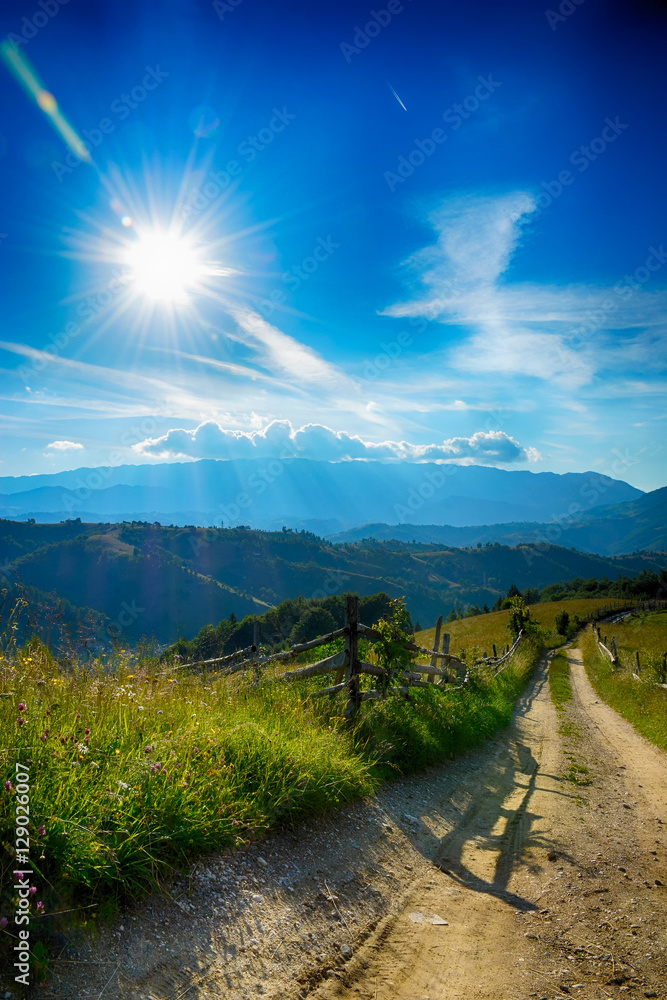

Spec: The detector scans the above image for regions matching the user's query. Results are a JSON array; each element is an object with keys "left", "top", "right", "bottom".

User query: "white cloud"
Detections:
[
  {"left": 227, "top": 307, "right": 345, "bottom": 386},
  {"left": 383, "top": 193, "right": 667, "bottom": 389},
  {"left": 134, "top": 419, "right": 540, "bottom": 465},
  {"left": 45, "top": 440, "right": 84, "bottom": 451}
]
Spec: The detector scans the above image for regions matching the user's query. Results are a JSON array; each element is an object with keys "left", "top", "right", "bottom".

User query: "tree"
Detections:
[
  {"left": 289, "top": 606, "right": 337, "bottom": 646},
  {"left": 508, "top": 596, "right": 531, "bottom": 640},
  {"left": 555, "top": 610, "right": 570, "bottom": 636}
]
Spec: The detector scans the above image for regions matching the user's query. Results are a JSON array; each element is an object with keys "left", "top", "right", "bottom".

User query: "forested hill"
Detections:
[{"left": 2, "top": 518, "right": 666, "bottom": 646}]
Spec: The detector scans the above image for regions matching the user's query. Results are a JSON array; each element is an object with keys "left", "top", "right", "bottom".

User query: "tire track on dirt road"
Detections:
[{"left": 314, "top": 647, "right": 667, "bottom": 1000}]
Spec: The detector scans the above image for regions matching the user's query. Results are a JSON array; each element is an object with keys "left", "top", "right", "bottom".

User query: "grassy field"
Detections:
[
  {"left": 0, "top": 634, "right": 543, "bottom": 975},
  {"left": 598, "top": 609, "right": 667, "bottom": 678},
  {"left": 581, "top": 624, "right": 667, "bottom": 753},
  {"left": 416, "top": 598, "right": 631, "bottom": 656}
]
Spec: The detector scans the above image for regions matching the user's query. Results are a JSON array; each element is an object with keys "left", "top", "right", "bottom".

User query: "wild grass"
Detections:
[
  {"left": 549, "top": 651, "right": 572, "bottom": 708},
  {"left": 601, "top": 609, "right": 667, "bottom": 679},
  {"left": 0, "top": 634, "right": 542, "bottom": 974},
  {"left": 581, "top": 628, "right": 667, "bottom": 753},
  {"left": 417, "top": 598, "right": 631, "bottom": 654}
]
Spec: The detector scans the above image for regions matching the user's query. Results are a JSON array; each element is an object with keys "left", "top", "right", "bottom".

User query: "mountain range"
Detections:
[
  {"left": 330, "top": 487, "right": 667, "bottom": 557},
  {"left": 0, "top": 459, "right": 643, "bottom": 536}
]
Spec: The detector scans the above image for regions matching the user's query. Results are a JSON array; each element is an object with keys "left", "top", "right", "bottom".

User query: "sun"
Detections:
[{"left": 124, "top": 229, "right": 206, "bottom": 304}]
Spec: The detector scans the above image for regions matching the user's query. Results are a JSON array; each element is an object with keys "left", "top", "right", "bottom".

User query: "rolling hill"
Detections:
[{"left": 1, "top": 518, "right": 666, "bottom": 645}]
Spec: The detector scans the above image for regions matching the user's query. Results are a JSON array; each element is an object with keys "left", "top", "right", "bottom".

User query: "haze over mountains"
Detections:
[{"left": 0, "top": 459, "right": 643, "bottom": 538}]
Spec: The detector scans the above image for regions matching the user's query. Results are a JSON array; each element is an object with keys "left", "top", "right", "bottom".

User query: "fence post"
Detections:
[
  {"left": 610, "top": 637, "right": 618, "bottom": 666},
  {"left": 344, "top": 594, "right": 360, "bottom": 721},
  {"left": 428, "top": 615, "right": 443, "bottom": 684},
  {"left": 635, "top": 650, "right": 641, "bottom": 674},
  {"left": 442, "top": 632, "right": 450, "bottom": 655},
  {"left": 251, "top": 620, "right": 261, "bottom": 685},
  {"left": 492, "top": 644, "right": 497, "bottom": 658},
  {"left": 661, "top": 652, "right": 667, "bottom": 685}
]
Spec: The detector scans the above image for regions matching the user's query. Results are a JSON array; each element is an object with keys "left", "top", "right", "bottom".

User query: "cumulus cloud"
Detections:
[
  {"left": 134, "top": 419, "right": 540, "bottom": 465},
  {"left": 45, "top": 440, "right": 84, "bottom": 451}
]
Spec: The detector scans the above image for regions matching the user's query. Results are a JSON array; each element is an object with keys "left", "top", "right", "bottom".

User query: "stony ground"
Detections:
[{"left": 31, "top": 645, "right": 667, "bottom": 1000}]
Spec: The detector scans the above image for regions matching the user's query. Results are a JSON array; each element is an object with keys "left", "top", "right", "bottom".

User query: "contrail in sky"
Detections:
[{"left": 387, "top": 82, "right": 407, "bottom": 111}]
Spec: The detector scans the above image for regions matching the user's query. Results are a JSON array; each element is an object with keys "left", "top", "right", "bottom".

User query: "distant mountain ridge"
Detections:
[
  {"left": 329, "top": 486, "right": 667, "bottom": 557},
  {"left": 0, "top": 458, "right": 643, "bottom": 532}
]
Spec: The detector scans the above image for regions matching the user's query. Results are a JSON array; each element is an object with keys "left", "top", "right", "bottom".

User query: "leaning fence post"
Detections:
[
  {"left": 442, "top": 632, "right": 450, "bottom": 655},
  {"left": 428, "top": 615, "right": 443, "bottom": 684},
  {"left": 251, "top": 620, "right": 261, "bottom": 684},
  {"left": 344, "top": 594, "right": 360, "bottom": 721},
  {"left": 635, "top": 650, "right": 641, "bottom": 674}
]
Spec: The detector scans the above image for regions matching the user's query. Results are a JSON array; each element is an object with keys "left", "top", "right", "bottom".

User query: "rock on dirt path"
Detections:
[{"left": 36, "top": 647, "right": 667, "bottom": 1000}]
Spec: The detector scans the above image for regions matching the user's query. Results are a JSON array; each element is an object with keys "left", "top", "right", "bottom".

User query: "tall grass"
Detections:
[
  {"left": 0, "top": 634, "right": 542, "bottom": 972},
  {"left": 581, "top": 630, "right": 667, "bottom": 752}
]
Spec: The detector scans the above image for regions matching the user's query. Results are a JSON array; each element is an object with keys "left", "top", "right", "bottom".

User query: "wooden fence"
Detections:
[
  {"left": 592, "top": 599, "right": 667, "bottom": 687},
  {"left": 179, "top": 596, "right": 525, "bottom": 720}
]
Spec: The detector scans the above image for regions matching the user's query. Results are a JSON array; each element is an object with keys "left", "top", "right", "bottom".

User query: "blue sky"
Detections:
[{"left": 0, "top": 0, "right": 665, "bottom": 489}]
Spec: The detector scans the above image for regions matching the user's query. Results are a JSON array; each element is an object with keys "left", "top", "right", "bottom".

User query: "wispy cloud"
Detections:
[
  {"left": 383, "top": 193, "right": 667, "bottom": 389},
  {"left": 135, "top": 418, "right": 540, "bottom": 465}
]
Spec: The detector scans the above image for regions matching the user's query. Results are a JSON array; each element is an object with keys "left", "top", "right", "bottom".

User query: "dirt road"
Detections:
[{"left": 39, "top": 647, "right": 667, "bottom": 1000}]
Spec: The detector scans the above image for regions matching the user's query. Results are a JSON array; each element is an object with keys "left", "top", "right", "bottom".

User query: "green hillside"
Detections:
[{"left": 2, "top": 518, "right": 666, "bottom": 646}]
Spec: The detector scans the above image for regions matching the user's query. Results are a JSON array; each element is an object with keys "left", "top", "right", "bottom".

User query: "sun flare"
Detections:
[{"left": 124, "top": 229, "right": 205, "bottom": 304}]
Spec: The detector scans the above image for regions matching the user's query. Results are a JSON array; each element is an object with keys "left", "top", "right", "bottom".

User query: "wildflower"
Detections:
[
  {"left": 157, "top": 710, "right": 163, "bottom": 715},
  {"left": 85, "top": 728, "right": 91, "bottom": 735},
  {"left": 76, "top": 713, "right": 81, "bottom": 719},
  {"left": 182, "top": 781, "right": 188, "bottom": 788},
  {"left": 4, "top": 780, "right": 12, "bottom": 792},
  {"left": 40, "top": 734, "right": 47, "bottom": 743},
  {"left": 76, "top": 743, "right": 88, "bottom": 754},
  {"left": 36, "top": 902, "right": 44, "bottom": 914},
  {"left": 232, "top": 818, "right": 240, "bottom": 827},
  {"left": 144, "top": 746, "right": 153, "bottom": 754},
  {"left": 0, "top": 916, "right": 8, "bottom": 928},
  {"left": 38, "top": 825, "right": 46, "bottom": 836},
  {"left": 118, "top": 780, "right": 129, "bottom": 790},
  {"left": 46, "top": 709, "right": 51, "bottom": 715},
  {"left": 29, "top": 886, "right": 37, "bottom": 895},
  {"left": 91, "top": 761, "right": 100, "bottom": 768},
  {"left": 18, "top": 701, "right": 26, "bottom": 711}
]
